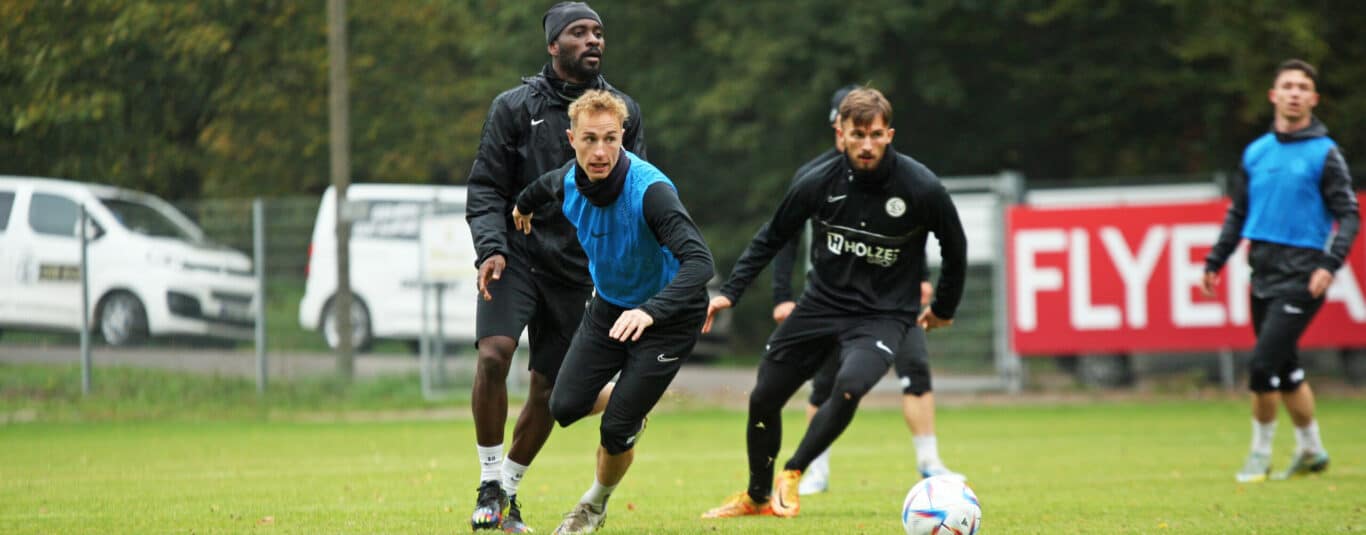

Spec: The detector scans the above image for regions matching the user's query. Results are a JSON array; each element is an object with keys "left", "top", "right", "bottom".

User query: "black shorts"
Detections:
[
  {"left": 1248, "top": 291, "right": 1325, "bottom": 393},
  {"left": 808, "top": 323, "right": 931, "bottom": 405},
  {"left": 765, "top": 305, "right": 914, "bottom": 380},
  {"left": 475, "top": 260, "right": 593, "bottom": 382},
  {"left": 549, "top": 296, "right": 707, "bottom": 454}
]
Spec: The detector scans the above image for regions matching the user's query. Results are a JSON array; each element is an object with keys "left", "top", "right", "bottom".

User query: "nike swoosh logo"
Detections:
[
  {"left": 1284, "top": 304, "right": 1303, "bottom": 314},
  {"left": 827, "top": 195, "right": 847, "bottom": 203},
  {"left": 875, "top": 340, "right": 893, "bottom": 355},
  {"left": 531, "top": 118, "right": 545, "bottom": 126},
  {"left": 657, "top": 354, "right": 679, "bottom": 363},
  {"left": 591, "top": 231, "right": 608, "bottom": 238},
  {"left": 775, "top": 490, "right": 792, "bottom": 510}
]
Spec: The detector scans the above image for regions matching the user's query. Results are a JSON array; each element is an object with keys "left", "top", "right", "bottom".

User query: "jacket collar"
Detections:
[
  {"left": 526, "top": 63, "right": 607, "bottom": 106},
  {"left": 1273, "top": 117, "right": 1329, "bottom": 143},
  {"left": 844, "top": 145, "right": 898, "bottom": 190}
]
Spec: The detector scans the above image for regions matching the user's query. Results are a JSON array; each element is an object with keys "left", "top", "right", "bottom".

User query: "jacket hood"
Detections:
[
  {"left": 1274, "top": 117, "right": 1329, "bottom": 143},
  {"left": 524, "top": 63, "right": 608, "bottom": 106}
]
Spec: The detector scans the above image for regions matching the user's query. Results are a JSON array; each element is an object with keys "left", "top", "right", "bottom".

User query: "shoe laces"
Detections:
[
  {"left": 562, "top": 502, "right": 599, "bottom": 529},
  {"left": 476, "top": 480, "right": 505, "bottom": 507}
]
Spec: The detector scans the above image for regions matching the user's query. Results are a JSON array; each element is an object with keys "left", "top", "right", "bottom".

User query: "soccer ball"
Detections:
[{"left": 901, "top": 475, "right": 981, "bottom": 535}]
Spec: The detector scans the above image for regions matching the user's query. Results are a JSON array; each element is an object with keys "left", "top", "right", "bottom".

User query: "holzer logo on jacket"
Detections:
[
  {"left": 720, "top": 146, "right": 968, "bottom": 319},
  {"left": 824, "top": 232, "right": 901, "bottom": 267}
]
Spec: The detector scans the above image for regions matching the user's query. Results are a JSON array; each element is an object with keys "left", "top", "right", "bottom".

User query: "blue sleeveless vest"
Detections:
[
  {"left": 562, "top": 152, "right": 680, "bottom": 308},
  {"left": 1241, "top": 133, "right": 1337, "bottom": 249}
]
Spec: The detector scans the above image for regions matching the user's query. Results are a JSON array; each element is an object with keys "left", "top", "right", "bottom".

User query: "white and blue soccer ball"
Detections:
[{"left": 901, "top": 474, "right": 981, "bottom": 535}]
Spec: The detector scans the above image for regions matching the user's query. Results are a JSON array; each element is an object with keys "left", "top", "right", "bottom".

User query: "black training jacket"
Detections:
[
  {"left": 723, "top": 146, "right": 967, "bottom": 319},
  {"left": 771, "top": 147, "right": 929, "bottom": 306},
  {"left": 465, "top": 64, "right": 646, "bottom": 286}
]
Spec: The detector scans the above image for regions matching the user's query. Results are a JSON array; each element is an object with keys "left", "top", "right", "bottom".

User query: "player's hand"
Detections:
[
  {"left": 920, "top": 281, "right": 934, "bottom": 308},
  {"left": 917, "top": 308, "right": 953, "bottom": 332},
  {"left": 772, "top": 300, "right": 796, "bottom": 324},
  {"left": 1200, "top": 271, "right": 1220, "bottom": 298},
  {"left": 512, "top": 206, "right": 534, "bottom": 235},
  {"left": 1309, "top": 268, "right": 1334, "bottom": 298},
  {"left": 610, "top": 308, "right": 655, "bottom": 342},
  {"left": 477, "top": 254, "right": 506, "bottom": 301},
  {"left": 702, "top": 296, "right": 732, "bottom": 334}
]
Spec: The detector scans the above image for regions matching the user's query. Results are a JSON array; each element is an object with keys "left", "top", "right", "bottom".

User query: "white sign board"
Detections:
[{"left": 419, "top": 214, "right": 478, "bottom": 284}]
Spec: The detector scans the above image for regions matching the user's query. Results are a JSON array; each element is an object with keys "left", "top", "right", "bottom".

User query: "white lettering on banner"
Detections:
[
  {"left": 1169, "top": 224, "right": 1224, "bottom": 327},
  {"left": 1014, "top": 229, "right": 1066, "bottom": 331},
  {"left": 1098, "top": 226, "right": 1167, "bottom": 328},
  {"left": 1328, "top": 264, "right": 1366, "bottom": 321},
  {"left": 1069, "top": 228, "right": 1121, "bottom": 330}
]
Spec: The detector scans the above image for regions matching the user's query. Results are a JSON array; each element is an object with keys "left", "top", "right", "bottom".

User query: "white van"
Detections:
[
  {"left": 0, "top": 176, "right": 257, "bottom": 345},
  {"left": 300, "top": 183, "right": 731, "bottom": 357},
  {"left": 299, "top": 183, "right": 479, "bottom": 351}
]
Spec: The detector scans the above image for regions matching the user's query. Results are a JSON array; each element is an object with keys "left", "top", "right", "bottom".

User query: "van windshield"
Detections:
[{"left": 99, "top": 197, "right": 203, "bottom": 243}]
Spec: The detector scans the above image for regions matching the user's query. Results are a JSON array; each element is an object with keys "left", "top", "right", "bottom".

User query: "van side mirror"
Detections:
[{"left": 77, "top": 217, "right": 104, "bottom": 241}]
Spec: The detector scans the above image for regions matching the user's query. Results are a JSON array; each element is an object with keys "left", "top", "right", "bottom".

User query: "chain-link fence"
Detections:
[{"left": 4, "top": 174, "right": 1362, "bottom": 393}]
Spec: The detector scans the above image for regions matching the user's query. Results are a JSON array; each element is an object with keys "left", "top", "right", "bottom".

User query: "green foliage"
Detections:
[
  {"left": 5, "top": 1, "right": 1366, "bottom": 349},
  {"left": 1, "top": 399, "right": 1363, "bottom": 532}
]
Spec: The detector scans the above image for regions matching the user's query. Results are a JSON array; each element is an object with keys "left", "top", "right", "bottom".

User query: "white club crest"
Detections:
[{"left": 885, "top": 197, "right": 906, "bottom": 217}]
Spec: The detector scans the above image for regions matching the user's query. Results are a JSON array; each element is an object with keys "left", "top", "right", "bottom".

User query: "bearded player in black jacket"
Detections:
[
  {"left": 702, "top": 87, "right": 968, "bottom": 520},
  {"left": 463, "top": 2, "right": 645, "bottom": 531}
]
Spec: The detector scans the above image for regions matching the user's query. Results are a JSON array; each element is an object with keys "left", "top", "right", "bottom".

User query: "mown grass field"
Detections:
[{"left": 1, "top": 394, "right": 1362, "bottom": 534}]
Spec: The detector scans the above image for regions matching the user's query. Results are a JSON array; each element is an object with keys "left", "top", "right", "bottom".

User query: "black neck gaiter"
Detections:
[{"left": 574, "top": 148, "right": 630, "bottom": 206}]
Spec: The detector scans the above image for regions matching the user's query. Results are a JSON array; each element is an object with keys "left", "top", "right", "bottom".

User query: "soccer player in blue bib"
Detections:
[
  {"left": 1204, "top": 59, "right": 1359, "bottom": 483},
  {"left": 464, "top": 3, "right": 646, "bottom": 531},
  {"left": 513, "top": 89, "right": 714, "bottom": 534}
]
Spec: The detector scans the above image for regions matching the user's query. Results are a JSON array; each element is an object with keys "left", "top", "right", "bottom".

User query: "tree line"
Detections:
[{"left": 5, "top": 0, "right": 1363, "bottom": 344}]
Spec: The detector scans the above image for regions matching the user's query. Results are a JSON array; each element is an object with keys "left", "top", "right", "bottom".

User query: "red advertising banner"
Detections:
[{"left": 1007, "top": 195, "right": 1366, "bottom": 355}]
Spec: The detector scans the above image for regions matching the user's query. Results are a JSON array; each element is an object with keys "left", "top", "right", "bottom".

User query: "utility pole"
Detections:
[{"left": 328, "top": 0, "right": 354, "bottom": 380}]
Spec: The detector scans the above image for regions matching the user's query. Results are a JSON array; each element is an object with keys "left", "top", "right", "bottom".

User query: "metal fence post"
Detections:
[
  {"left": 418, "top": 201, "right": 434, "bottom": 399},
  {"left": 253, "top": 198, "right": 268, "bottom": 394},
  {"left": 79, "top": 206, "right": 92, "bottom": 395},
  {"left": 993, "top": 171, "right": 1025, "bottom": 393}
]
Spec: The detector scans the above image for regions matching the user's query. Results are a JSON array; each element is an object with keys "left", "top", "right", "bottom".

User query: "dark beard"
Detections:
[{"left": 555, "top": 47, "right": 602, "bottom": 82}]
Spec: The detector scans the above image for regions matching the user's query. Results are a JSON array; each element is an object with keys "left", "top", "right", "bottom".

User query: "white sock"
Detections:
[
  {"left": 502, "top": 458, "right": 528, "bottom": 497},
  {"left": 1294, "top": 420, "right": 1324, "bottom": 455},
  {"left": 808, "top": 448, "right": 831, "bottom": 476},
  {"left": 1250, "top": 419, "right": 1276, "bottom": 456},
  {"left": 477, "top": 444, "right": 503, "bottom": 483},
  {"left": 580, "top": 478, "right": 617, "bottom": 510},
  {"left": 913, "top": 434, "right": 940, "bottom": 466}
]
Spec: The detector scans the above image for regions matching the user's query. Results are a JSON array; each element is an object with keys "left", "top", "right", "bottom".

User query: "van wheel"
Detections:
[
  {"left": 99, "top": 291, "right": 148, "bottom": 346},
  {"left": 322, "top": 297, "right": 373, "bottom": 352}
]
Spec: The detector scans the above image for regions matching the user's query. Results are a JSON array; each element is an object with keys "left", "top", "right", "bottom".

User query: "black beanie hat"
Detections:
[
  {"left": 829, "top": 84, "right": 861, "bottom": 124},
  {"left": 544, "top": 2, "right": 602, "bottom": 44}
]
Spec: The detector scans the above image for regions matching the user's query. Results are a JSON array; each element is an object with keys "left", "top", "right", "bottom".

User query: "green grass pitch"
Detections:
[{"left": 1, "top": 400, "right": 1362, "bottom": 533}]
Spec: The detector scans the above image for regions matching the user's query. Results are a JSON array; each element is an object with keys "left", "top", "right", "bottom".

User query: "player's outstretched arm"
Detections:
[{"left": 703, "top": 296, "right": 732, "bottom": 334}]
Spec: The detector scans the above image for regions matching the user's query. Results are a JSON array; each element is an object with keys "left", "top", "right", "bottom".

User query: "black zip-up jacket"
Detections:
[
  {"left": 723, "top": 146, "right": 968, "bottom": 319},
  {"left": 465, "top": 64, "right": 646, "bottom": 286},
  {"left": 771, "top": 147, "right": 929, "bottom": 305},
  {"left": 1206, "top": 118, "right": 1360, "bottom": 298}
]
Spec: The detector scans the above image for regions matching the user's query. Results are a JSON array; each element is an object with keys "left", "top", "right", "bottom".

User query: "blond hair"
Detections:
[{"left": 568, "top": 89, "right": 630, "bottom": 129}]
